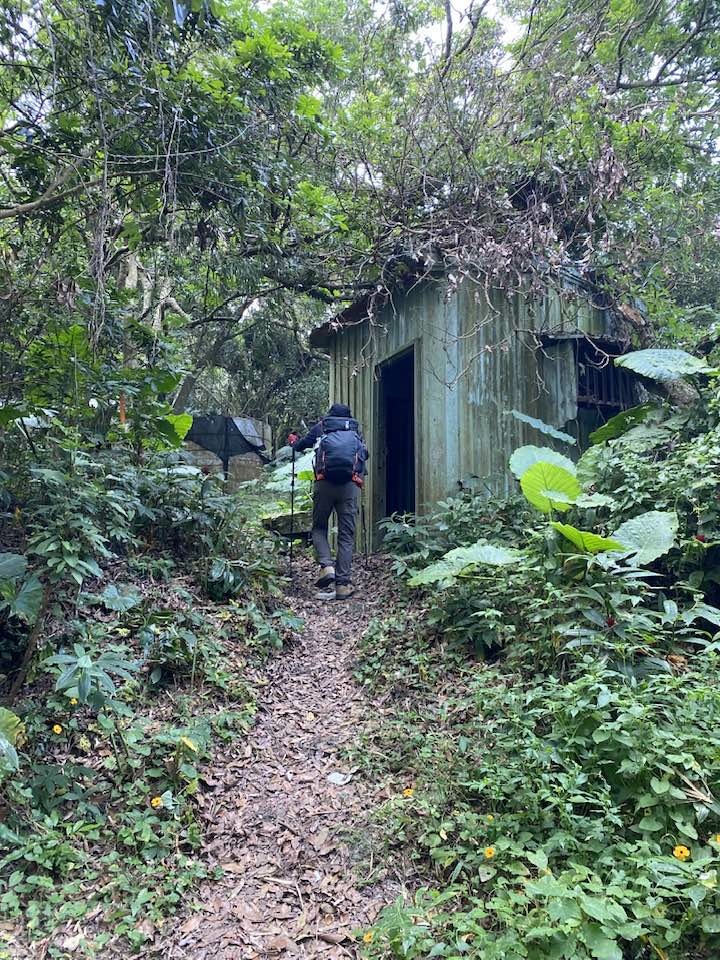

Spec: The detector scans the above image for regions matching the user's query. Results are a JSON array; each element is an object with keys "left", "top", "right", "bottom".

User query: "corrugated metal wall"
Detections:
[{"left": 328, "top": 278, "right": 620, "bottom": 533}]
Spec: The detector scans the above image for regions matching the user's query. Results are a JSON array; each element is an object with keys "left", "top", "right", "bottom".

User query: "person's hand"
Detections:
[{"left": 287, "top": 432, "right": 299, "bottom": 445}]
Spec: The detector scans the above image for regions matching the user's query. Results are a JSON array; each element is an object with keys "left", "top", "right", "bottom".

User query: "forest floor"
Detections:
[{"left": 150, "top": 553, "right": 408, "bottom": 960}]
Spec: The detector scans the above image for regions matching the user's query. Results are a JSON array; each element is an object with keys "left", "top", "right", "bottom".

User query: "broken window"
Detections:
[
  {"left": 539, "top": 336, "right": 638, "bottom": 447},
  {"left": 576, "top": 339, "right": 636, "bottom": 409},
  {"left": 574, "top": 339, "right": 637, "bottom": 446}
]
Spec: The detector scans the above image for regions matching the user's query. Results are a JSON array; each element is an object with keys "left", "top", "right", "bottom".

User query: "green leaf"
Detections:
[
  {"left": 11, "top": 574, "right": 43, "bottom": 624},
  {"left": 296, "top": 93, "right": 322, "bottom": 119},
  {"left": 266, "top": 450, "right": 315, "bottom": 491},
  {"left": 0, "top": 708, "right": 24, "bottom": 746},
  {"left": 582, "top": 924, "right": 622, "bottom": 960},
  {"left": 0, "top": 406, "right": 25, "bottom": 428},
  {"left": 509, "top": 445, "right": 576, "bottom": 480},
  {"left": 526, "top": 849, "right": 548, "bottom": 871},
  {"left": 0, "top": 707, "right": 23, "bottom": 778},
  {"left": 701, "top": 916, "right": 720, "bottom": 934},
  {"left": 0, "top": 553, "right": 27, "bottom": 580},
  {"left": 576, "top": 445, "right": 610, "bottom": 487},
  {"left": 650, "top": 777, "right": 670, "bottom": 795},
  {"left": 99, "top": 584, "right": 141, "bottom": 612},
  {"left": 589, "top": 404, "right": 658, "bottom": 444},
  {"left": 164, "top": 413, "right": 193, "bottom": 444},
  {"left": 613, "top": 511, "right": 678, "bottom": 564},
  {"left": 551, "top": 522, "right": 626, "bottom": 555},
  {"left": 520, "top": 462, "right": 580, "bottom": 514},
  {"left": 615, "top": 349, "right": 715, "bottom": 382},
  {"left": 575, "top": 492, "right": 617, "bottom": 509},
  {"left": 0, "top": 735, "right": 19, "bottom": 777},
  {"left": 409, "top": 540, "right": 522, "bottom": 587},
  {"left": 508, "top": 410, "right": 576, "bottom": 445}
]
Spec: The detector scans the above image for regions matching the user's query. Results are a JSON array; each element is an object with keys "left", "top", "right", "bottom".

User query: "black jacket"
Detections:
[
  {"left": 292, "top": 420, "right": 323, "bottom": 453},
  {"left": 291, "top": 404, "right": 355, "bottom": 454}
]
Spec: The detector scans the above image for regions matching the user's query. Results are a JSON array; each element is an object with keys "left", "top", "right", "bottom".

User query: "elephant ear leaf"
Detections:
[
  {"left": 509, "top": 445, "right": 576, "bottom": 479},
  {"left": 612, "top": 511, "right": 678, "bottom": 564},
  {"left": 520, "top": 462, "right": 580, "bottom": 514},
  {"left": 409, "top": 540, "right": 521, "bottom": 588},
  {"left": 615, "top": 349, "right": 715, "bottom": 382},
  {"left": 551, "top": 522, "right": 625, "bottom": 555}
]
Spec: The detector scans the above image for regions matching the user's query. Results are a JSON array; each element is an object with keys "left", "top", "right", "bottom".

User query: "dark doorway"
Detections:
[{"left": 380, "top": 349, "right": 415, "bottom": 516}]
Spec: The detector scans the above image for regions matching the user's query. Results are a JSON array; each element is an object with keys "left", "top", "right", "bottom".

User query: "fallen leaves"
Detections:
[{"left": 146, "top": 555, "right": 403, "bottom": 959}]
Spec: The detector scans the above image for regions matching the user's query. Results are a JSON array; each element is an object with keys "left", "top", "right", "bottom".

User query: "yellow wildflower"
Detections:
[
  {"left": 52, "top": 724, "right": 63, "bottom": 735},
  {"left": 713, "top": 834, "right": 720, "bottom": 844},
  {"left": 150, "top": 796, "right": 163, "bottom": 809},
  {"left": 484, "top": 846, "right": 496, "bottom": 860},
  {"left": 362, "top": 932, "right": 374, "bottom": 944},
  {"left": 403, "top": 788, "right": 414, "bottom": 798},
  {"left": 180, "top": 736, "right": 198, "bottom": 753},
  {"left": 486, "top": 814, "right": 494, "bottom": 823},
  {"left": 69, "top": 698, "right": 78, "bottom": 706},
  {"left": 673, "top": 845, "right": 691, "bottom": 862}
]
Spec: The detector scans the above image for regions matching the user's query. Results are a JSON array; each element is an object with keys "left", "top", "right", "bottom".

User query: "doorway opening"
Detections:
[{"left": 380, "top": 348, "right": 415, "bottom": 516}]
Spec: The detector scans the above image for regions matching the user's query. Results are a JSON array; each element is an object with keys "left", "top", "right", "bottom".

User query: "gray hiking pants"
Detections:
[{"left": 312, "top": 479, "right": 359, "bottom": 586}]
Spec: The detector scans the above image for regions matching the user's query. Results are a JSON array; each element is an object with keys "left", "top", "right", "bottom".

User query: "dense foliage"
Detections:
[
  {"left": 358, "top": 352, "right": 720, "bottom": 959},
  {"left": 0, "top": 395, "right": 301, "bottom": 949}
]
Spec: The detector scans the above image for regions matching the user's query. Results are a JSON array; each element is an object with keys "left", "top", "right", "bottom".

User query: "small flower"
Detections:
[
  {"left": 52, "top": 724, "right": 63, "bottom": 735},
  {"left": 403, "top": 788, "right": 414, "bottom": 798},
  {"left": 673, "top": 844, "right": 691, "bottom": 862},
  {"left": 486, "top": 814, "right": 494, "bottom": 823},
  {"left": 712, "top": 834, "right": 720, "bottom": 844},
  {"left": 362, "top": 932, "right": 374, "bottom": 944},
  {"left": 484, "top": 846, "right": 496, "bottom": 859},
  {"left": 605, "top": 616, "right": 616, "bottom": 628},
  {"left": 695, "top": 534, "right": 707, "bottom": 543},
  {"left": 69, "top": 698, "right": 78, "bottom": 706},
  {"left": 150, "top": 796, "right": 163, "bottom": 809}
]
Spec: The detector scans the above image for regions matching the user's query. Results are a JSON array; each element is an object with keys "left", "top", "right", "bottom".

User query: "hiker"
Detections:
[{"left": 288, "top": 403, "right": 368, "bottom": 601}]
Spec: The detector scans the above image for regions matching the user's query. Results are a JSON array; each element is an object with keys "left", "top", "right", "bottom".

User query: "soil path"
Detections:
[{"left": 158, "top": 555, "right": 400, "bottom": 960}]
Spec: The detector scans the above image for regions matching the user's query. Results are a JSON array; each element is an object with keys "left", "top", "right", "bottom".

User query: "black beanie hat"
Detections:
[{"left": 327, "top": 403, "right": 352, "bottom": 417}]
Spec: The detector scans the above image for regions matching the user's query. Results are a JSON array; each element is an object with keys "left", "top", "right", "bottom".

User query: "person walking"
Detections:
[{"left": 288, "top": 403, "right": 367, "bottom": 601}]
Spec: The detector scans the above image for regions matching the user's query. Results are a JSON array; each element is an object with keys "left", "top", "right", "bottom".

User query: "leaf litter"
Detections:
[{"left": 152, "top": 554, "right": 403, "bottom": 960}]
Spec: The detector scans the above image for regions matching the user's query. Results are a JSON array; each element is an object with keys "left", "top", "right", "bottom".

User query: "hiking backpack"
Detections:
[{"left": 314, "top": 416, "right": 367, "bottom": 486}]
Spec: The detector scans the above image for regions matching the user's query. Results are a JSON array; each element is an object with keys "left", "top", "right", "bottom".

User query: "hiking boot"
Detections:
[
  {"left": 315, "top": 584, "right": 356, "bottom": 602},
  {"left": 315, "top": 565, "right": 335, "bottom": 588},
  {"left": 315, "top": 586, "right": 337, "bottom": 601}
]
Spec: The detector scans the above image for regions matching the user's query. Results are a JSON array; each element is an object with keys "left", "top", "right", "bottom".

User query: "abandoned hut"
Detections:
[{"left": 310, "top": 273, "right": 637, "bottom": 533}]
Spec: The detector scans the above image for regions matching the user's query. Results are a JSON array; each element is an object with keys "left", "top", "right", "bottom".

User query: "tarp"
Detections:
[{"left": 186, "top": 415, "right": 270, "bottom": 476}]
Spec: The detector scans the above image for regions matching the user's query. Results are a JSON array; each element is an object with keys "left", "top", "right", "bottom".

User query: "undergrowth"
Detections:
[
  {"left": 356, "top": 356, "right": 720, "bottom": 960},
  {"left": 0, "top": 346, "right": 301, "bottom": 956}
]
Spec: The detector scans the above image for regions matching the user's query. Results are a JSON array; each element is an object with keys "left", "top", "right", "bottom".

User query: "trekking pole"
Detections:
[
  {"left": 289, "top": 446, "right": 296, "bottom": 568},
  {"left": 361, "top": 495, "right": 369, "bottom": 569}
]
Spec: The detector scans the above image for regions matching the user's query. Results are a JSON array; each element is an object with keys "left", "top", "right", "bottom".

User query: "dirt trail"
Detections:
[{"left": 158, "top": 555, "right": 401, "bottom": 960}]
